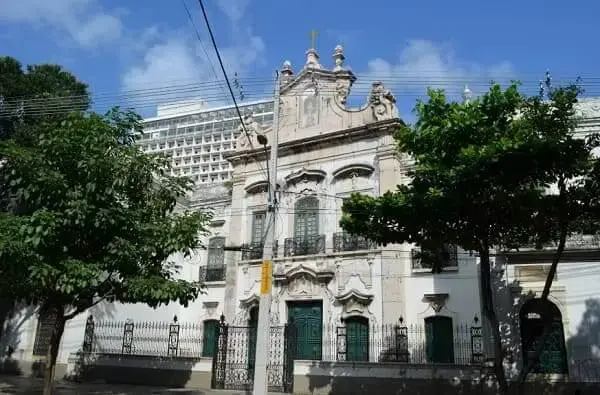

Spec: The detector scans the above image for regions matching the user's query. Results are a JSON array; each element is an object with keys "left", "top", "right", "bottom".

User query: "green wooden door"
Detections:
[
  {"left": 202, "top": 320, "right": 219, "bottom": 357},
  {"left": 346, "top": 317, "right": 369, "bottom": 361},
  {"left": 288, "top": 301, "right": 322, "bottom": 360},
  {"left": 425, "top": 316, "right": 455, "bottom": 363},
  {"left": 247, "top": 307, "right": 259, "bottom": 372}
]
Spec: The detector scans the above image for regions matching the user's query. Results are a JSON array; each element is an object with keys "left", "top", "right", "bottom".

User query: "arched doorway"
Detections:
[
  {"left": 519, "top": 298, "right": 568, "bottom": 374},
  {"left": 345, "top": 316, "right": 369, "bottom": 362}
]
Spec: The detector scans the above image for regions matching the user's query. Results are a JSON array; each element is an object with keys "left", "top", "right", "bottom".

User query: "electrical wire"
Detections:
[
  {"left": 1, "top": 74, "right": 599, "bottom": 119},
  {"left": 180, "top": 0, "right": 227, "bottom": 99}
]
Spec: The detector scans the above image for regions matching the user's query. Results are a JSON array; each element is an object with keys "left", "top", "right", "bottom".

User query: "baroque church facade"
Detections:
[{"left": 8, "top": 45, "right": 600, "bottom": 393}]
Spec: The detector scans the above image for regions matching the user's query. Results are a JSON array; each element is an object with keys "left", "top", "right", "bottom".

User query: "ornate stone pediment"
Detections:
[
  {"left": 244, "top": 180, "right": 282, "bottom": 194},
  {"left": 239, "top": 294, "right": 260, "bottom": 308},
  {"left": 332, "top": 163, "right": 375, "bottom": 181},
  {"left": 284, "top": 168, "right": 327, "bottom": 186},
  {"left": 423, "top": 293, "right": 449, "bottom": 313},
  {"left": 274, "top": 263, "right": 334, "bottom": 284},
  {"left": 336, "top": 289, "right": 374, "bottom": 320},
  {"left": 335, "top": 289, "right": 374, "bottom": 304}
]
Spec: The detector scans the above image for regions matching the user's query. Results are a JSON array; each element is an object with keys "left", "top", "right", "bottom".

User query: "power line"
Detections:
[
  {"left": 2, "top": 74, "right": 599, "bottom": 113},
  {"left": 193, "top": 0, "right": 270, "bottom": 184},
  {"left": 180, "top": 0, "right": 227, "bottom": 100},
  {"left": 195, "top": 0, "right": 249, "bottom": 139}
]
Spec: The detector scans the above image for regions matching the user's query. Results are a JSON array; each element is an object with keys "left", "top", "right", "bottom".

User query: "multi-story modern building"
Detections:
[{"left": 137, "top": 99, "right": 274, "bottom": 183}]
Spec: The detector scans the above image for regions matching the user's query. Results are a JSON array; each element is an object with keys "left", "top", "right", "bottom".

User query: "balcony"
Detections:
[
  {"left": 241, "top": 241, "right": 278, "bottom": 261},
  {"left": 333, "top": 232, "right": 377, "bottom": 252},
  {"left": 199, "top": 265, "right": 226, "bottom": 282},
  {"left": 411, "top": 244, "right": 458, "bottom": 271},
  {"left": 284, "top": 235, "right": 326, "bottom": 257}
]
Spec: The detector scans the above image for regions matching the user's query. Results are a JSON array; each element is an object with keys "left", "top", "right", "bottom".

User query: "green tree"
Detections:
[
  {"left": 0, "top": 56, "right": 90, "bottom": 141},
  {"left": 0, "top": 109, "right": 211, "bottom": 395},
  {"left": 341, "top": 82, "right": 599, "bottom": 393}
]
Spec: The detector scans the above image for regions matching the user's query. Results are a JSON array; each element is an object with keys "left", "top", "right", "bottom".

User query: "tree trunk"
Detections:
[
  {"left": 479, "top": 248, "right": 509, "bottom": 394},
  {"left": 513, "top": 224, "right": 567, "bottom": 394},
  {"left": 42, "top": 306, "right": 66, "bottom": 395}
]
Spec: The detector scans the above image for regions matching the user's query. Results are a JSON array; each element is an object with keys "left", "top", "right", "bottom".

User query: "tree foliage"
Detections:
[
  {"left": 0, "top": 108, "right": 211, "bottom": 311},
  {"left": 0, "top": 108, "right": 211, "bottom": 393},
  {"left": 341, "top": 81, "right": 600, "bottom": 392},
  {"left": 0, "top": 56, "right": 90, "bottom": 141}
]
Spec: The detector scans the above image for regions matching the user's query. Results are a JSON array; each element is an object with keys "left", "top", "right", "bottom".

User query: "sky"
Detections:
[{"left": 1, "top": 0, "right": 599, "bottom": 119}]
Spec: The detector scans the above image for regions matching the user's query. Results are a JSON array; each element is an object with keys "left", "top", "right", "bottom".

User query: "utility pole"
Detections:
[{"left": 252, "top": 71, "right": 281, "bottom": 395}]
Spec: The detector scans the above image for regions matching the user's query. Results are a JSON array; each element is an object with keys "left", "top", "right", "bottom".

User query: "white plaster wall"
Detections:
[{"left": 403, "top": 253, "right": 482, "bottom": 326}]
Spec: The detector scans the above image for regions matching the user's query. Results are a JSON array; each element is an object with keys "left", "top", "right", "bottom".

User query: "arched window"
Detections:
[
  {"left": 290, "top": 196, "right": 320, "bottom": 257},
  {"left": 203, "top": 237, "right": 225, "bottom": 282},
  {"left": 202, "top": 319, "right": 219, "bottom": 357},
  {"left": 345, "top": 316, "right": 369, "bottom": 362},
  {"left": 519, "top": 298, "right": 568, "bottom": 374},
  {"left": 294, "top": 197, "right": 319, "bottom": 240},
  {"left": 424, "top": 316, "right": 455, "bottom": 363}
]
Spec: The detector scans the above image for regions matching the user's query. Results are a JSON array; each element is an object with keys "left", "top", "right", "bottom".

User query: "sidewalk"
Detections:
[{"left": 0, "top": 375, "right": 285, "bottom": 395}]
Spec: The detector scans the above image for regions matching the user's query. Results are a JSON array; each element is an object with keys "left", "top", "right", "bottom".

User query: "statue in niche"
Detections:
[
  {"left": 301, "top": 93, "right": 319, "bottom": 128},
  {"left": 369, "top": 82, "right": 398, "bottom": 121}
]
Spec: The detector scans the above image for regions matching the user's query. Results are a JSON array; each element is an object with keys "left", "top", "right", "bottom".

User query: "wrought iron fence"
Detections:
[
  {"left": 82, "top": 316, "right": 205, "bottom": 358},
  {"left": 283, "top": 234, "right": 326, "bottom": 257},
  {"left": 317, "top": 319, "right": 482, "bottom": 364},
  {"left": 333, "top": 232, "right": 377, "bottom": 252},
  {"left": 81, "top": 315, "right": 484, "bottom": 366}
]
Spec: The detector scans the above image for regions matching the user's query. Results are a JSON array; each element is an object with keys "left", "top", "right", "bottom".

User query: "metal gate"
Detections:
[{"left": 211, "top": 317, "right": 295, "bottom": 393}]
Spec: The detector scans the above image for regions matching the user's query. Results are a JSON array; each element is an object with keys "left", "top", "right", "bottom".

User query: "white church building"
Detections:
[{"left": 3, "top": 45, "right": 600, "bottom": 394}]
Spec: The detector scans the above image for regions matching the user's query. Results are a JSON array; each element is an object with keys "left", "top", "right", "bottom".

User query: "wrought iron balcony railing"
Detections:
[
  {"left": 284, "top": 235, "right": 326, "bottom": 257},
  {"left": 333, "top": 232, "right": 377, "bottom": 252},
  {"left": 241, "top": 240, "right": 278, "bottom": 261},
  {"left": 411, "top": 244, "right": 458, "bottom": 271},
  {"left": 199, "top": 265, "right": 226, "bottom": 282}
]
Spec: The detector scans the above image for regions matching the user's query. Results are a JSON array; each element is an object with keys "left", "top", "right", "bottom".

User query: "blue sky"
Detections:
[{"left": 1, "top": 0, "right": 598, "bottom": 118}]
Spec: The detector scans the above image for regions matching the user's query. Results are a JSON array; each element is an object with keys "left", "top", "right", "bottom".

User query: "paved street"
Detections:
[{"left": 0, "top": 376, "right": 280, "bottom": 395}]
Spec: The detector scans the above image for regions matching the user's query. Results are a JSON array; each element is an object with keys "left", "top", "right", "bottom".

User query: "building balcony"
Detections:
[
  {"left": 333, "top": 232, "right": 377, "bottom": 253},
  {"left": 199, "top": 265, "right": 226, "bottom": 282},
  {"left": 411, "top": 244, "right": 458, "bottom": 271},
  {"left": 241, "top": 241, "right": 278, "bottom": 261},
  {"left": 284, "top": 235, "right": 326, "bottom": 257}
]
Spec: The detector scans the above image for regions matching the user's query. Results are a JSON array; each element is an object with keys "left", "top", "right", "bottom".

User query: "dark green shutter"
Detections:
[
  {"left": 294, "top": 197, "right": 319, "bottom": 240},
  {"left": 247, "top": 307, "right": 259, "bottom": 372},
  {"left": 288, "top": 301, "right": 323, "bottom": 360},
  {"left": 202, "top": 320, "right": 219, "bottom": 357},
  {"left": 346, "top": 317, "right": 369, "bottom": 362},
  {"left": 424, "top": 316, "right": 454, "bottom": 363}
]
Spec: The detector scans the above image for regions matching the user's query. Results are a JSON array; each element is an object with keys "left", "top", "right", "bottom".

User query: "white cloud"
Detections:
[
  {"left": 366, "top": 39, "right": 516, "bottom": 97},
  {"left": 121, "top": 3, "right": 266, "bottom": 115},
  {"left": 0, "top": 0, "right": 122, "bottom": 48},
  {"left": 215, "top": 0, "right": 250, "bottom": 23}
]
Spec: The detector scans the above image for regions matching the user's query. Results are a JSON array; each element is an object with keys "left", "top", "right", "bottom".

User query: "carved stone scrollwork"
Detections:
[
  {"left": 335, "top": 80, "right": 350, "bottom": 105},
  {"left": 368, "top": 82, "right": 399, "bottom": 121},
  {"left": 335, "top": 289, "right": 374, "bottom": 320},
  {"left": 423, "top": 293, "right": 450, "bottom": 313}
]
